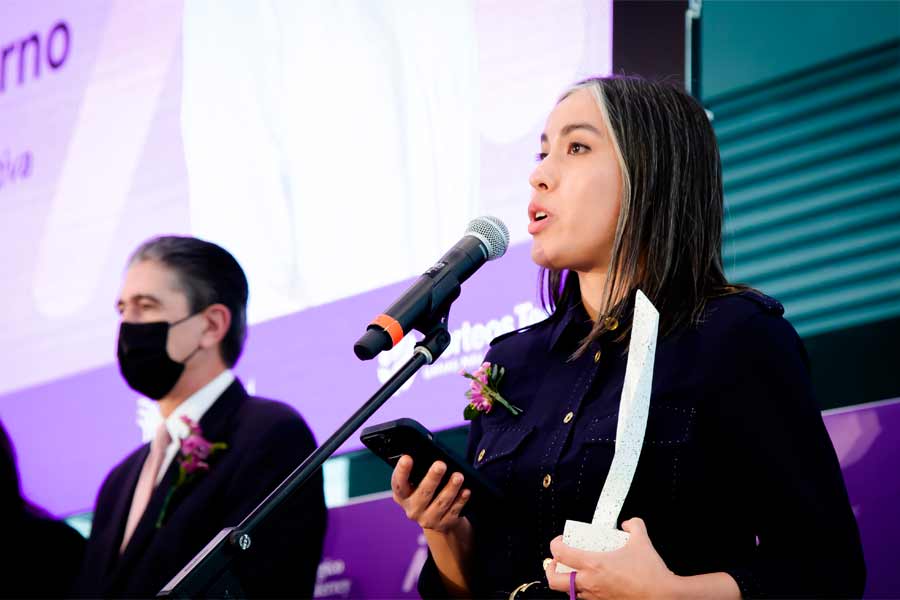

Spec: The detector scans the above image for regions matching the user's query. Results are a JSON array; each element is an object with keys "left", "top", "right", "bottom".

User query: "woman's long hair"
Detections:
[{"left": 540, "top": 76, "right": 741, "bottom": 355}]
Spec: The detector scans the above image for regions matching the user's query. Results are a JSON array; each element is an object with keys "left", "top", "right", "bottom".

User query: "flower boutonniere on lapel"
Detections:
[
  {"left": 460, "top": 361, "right": 522, "bottom": 420},
  {"left": 155, "top": 415, "right": 227, "bottom": 528}
]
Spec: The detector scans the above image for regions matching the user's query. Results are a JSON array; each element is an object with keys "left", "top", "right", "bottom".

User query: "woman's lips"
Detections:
[{"left": 528, "top": 215, "right": 551, "bottom": 235}]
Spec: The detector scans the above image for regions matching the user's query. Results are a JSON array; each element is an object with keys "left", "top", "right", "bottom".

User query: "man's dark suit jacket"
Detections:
[{"left": 73, "top": 378, "right": 327, "bottom": 598}]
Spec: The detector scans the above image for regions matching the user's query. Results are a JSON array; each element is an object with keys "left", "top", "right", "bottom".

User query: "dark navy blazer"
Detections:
[
  {"left": 73, "top": 379, "right": 327, "bottom": 598},
  {"left": 420, "top": 292, "right": 865, "bottom": 598}
]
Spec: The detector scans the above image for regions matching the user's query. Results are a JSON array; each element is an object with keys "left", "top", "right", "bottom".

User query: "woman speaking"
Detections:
[{"left": 391, "top": 76, "right": 865, "bottom": 599}]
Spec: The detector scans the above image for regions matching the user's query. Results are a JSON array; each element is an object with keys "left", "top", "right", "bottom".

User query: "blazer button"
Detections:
[
  {"left": 594, "top": 350, "right": 602, "bottom": 363},
  {"left": 542, "top": 474, "right": 552, "bottom": 488},
  {"left": 477, "top": 448, "right": 486, "bottom": 462},
  {"left": 604, "top": 316, "right": 619, "bottom": 331},
  {"left": 563, "top": 411, "right": 574, "bottom": 424}
]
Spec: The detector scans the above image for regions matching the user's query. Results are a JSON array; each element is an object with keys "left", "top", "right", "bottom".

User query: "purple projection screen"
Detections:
[{"left": 0, "top": 1, "right": 613, "bottom": 516}]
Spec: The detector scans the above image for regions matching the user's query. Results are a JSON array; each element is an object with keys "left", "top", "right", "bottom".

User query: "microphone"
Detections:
[{"left": 354, "top": 216, "right": 510, "bottom": 361}]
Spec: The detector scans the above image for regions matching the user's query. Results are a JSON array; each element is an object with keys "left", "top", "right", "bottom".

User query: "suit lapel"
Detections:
[
  {"left": 196, "top": 378, "right": 245, "bottom": 451},
  {"left": 111, "top": 380, "right": 248, "bottom": 586},
  {"left": 98, "top": 444, "right": 149, "bottom": 579}
]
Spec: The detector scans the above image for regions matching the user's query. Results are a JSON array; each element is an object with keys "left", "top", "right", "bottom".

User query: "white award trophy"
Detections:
[{"left": 556, "top": 289, "right": 659, "bottom": 574}]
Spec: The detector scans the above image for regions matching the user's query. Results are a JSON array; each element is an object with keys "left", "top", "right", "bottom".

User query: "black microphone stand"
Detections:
[{"left": 158, "top": 313, "right": 453, "bottom": 598}]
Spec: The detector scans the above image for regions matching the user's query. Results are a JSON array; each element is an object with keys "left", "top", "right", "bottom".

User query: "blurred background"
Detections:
[{"left": 1, "top": 1, "right": 897, "bottom": 597}]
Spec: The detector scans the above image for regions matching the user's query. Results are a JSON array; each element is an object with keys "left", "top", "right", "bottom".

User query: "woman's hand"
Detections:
[
  {"left": 392, "top": 455, "right": 474, "bottom": 596},
  {"left": 544, "top": 518, "right": 679, "bottom": 600},
  {"left": 391, "top": 455, "right": 471, "bottom": 534}
]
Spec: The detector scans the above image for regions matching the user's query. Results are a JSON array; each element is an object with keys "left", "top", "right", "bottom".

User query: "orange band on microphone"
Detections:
[{"left": 371, "top": 314, "right": 404, "bottom": 346}]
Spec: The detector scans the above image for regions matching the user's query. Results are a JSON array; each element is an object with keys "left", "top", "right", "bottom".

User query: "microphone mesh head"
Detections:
[{"left": 466, "top": 216, "right": 510, "bottom": 260}]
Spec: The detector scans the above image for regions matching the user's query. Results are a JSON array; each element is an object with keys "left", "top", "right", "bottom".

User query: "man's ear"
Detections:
[{"left": 200, "top": 303, "right": 232, "bottom": 349}]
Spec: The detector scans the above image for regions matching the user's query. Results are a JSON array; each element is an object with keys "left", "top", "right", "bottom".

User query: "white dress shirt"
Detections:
[{"left": 155, "top": 369, "right": 235, "bottom": 485}]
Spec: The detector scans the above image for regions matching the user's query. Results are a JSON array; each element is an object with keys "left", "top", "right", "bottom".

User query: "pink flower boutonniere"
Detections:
[
  {"left": 461, "top": 361, "right": 522, "bottom": 420},
  {"left": 156, "top": 415, "right": 227, "bottom": 528}
]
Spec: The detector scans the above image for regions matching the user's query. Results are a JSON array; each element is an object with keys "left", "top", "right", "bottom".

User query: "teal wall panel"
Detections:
[
  {"left": 702, "top": 1, "right": 900, "bottom": 339},
  {"left": 710, "top": 42, "right": 900, "bottom": 337},
  {"left": 703, "top": 0, "right": 900, "bottom": 98}
]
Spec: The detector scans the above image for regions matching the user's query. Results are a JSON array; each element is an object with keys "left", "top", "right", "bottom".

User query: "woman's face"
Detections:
[{"left": 528, "top": 87, "right": 623, "bottom": 274}]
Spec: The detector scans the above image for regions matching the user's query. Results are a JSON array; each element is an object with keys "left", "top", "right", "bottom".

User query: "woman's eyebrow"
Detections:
[{"left": 540, "top": 122, "right": 603, "bottom": 143}]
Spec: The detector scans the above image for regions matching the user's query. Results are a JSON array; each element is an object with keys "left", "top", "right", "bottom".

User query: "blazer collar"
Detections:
[
  {"left": 97, "top": 444, "right": 149, "bottom": 582},
  {"left": 547, "top": 293, "right": 637, "bottom": 352},
  {"left": 547, "top": 301, "right": 592, "bottom": 351},
  {"left": 110, "top": 379, "right": 249, "bottom": 591}
]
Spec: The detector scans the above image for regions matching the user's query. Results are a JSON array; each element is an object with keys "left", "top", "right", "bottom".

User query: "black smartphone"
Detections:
[{"left": 360, "top": 418, "right": 502, "bottom": 517}]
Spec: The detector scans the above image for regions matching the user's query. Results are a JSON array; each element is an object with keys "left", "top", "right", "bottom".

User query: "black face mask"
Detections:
[{"left": 116, "top": 314, "right": 201, "bottom": 400}]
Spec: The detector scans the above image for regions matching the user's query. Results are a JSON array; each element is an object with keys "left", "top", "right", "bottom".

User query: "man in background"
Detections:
[{"left": 74, "top": 235, "right": 326, "bottom": 597}]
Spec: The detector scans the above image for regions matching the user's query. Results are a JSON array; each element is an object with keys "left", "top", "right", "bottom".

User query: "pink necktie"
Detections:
[{"left": 120, "top": 422, "right": 171, "bottom": 553}]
